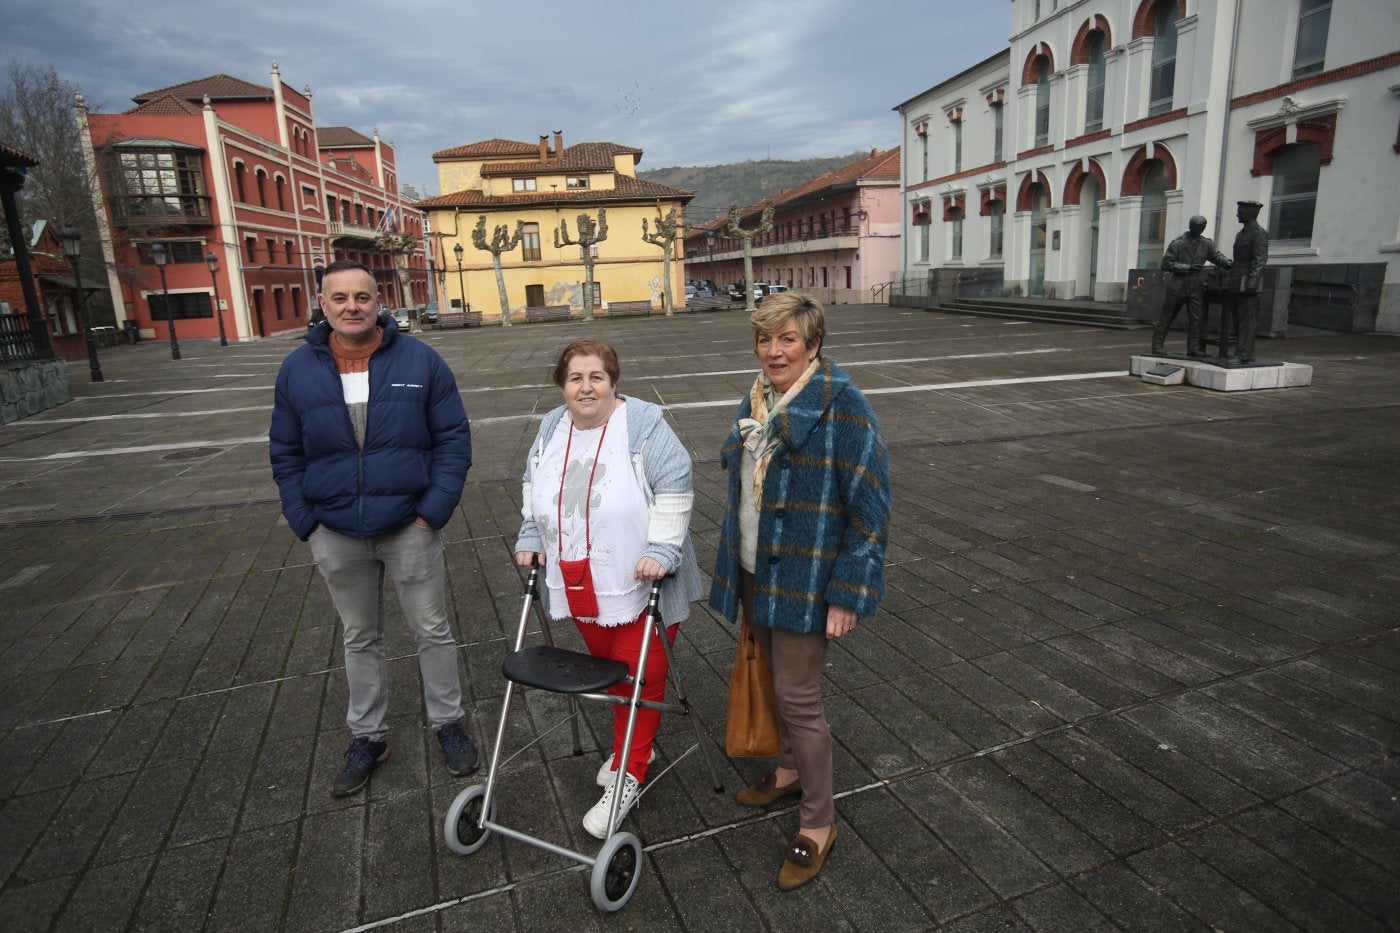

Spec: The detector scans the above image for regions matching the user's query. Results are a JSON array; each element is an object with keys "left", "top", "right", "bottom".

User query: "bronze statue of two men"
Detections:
[{"left": 1151, "top": 200, "right": 1270, "bottom": 363}]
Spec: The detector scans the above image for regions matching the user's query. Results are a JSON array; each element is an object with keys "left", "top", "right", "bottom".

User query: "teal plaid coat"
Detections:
[{"left": 708, "top": 358, "right": 890, "bottom": 634}]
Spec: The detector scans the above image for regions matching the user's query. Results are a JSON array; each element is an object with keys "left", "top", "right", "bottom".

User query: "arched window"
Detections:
[
  {"left": 1137, "top": 161, "right": 1168, "bottom": 268},
  {"left": 1035, "top": 57, "right": 1052, "bottom": 146},
  {"left": 274, "top": 175, "right": 286, "bottom": 211},
  {"left": 255, "top": 169, "right": 267, "bottom": 207},
  {"left": 234, "top": 162, "right": 246, "bottom": 202},
  {"left": 1085, "top": 31, "right": 1107, "bottom": 131},
  {"left": 1270, "top": 143, "right": 1321, "bottom": 241},
  {"left": 1149, "top": 2, "right": 1177, "bottom": 115}
]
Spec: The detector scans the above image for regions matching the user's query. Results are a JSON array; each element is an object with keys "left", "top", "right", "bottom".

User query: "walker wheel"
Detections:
[
  {"left": 589, "top": 831, "right": 642, "bottom": 911},
  {"left": 443, "top": 784, "right": 494, "bottom": 856}
]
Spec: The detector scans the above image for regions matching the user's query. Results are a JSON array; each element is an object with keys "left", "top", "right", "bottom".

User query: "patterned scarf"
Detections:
[{"left": 737, "top": 356, "right": 821, "bottom": 506}]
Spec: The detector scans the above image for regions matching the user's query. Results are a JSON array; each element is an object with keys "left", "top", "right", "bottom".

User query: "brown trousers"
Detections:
[{"left": 740, "top": 570, "right": 834, "bottom": 828}]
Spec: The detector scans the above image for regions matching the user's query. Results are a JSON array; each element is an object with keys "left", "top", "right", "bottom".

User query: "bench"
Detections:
[
  {"left": 606, "top": 300, "right": 653, "bottom": 317},
  {"left": 524, "top": 305, "right": 574, "bottom": 323},
  {"left": 435, "top": 310, "right": 482, "bottom": 328}
]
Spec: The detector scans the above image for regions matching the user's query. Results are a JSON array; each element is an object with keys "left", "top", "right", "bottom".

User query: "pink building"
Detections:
[
  {"left": 79, "top": 63, "right": 426, "bottom": 342},
  {"left": 684, "top": 148, "right": 902, "bottom": 304}
]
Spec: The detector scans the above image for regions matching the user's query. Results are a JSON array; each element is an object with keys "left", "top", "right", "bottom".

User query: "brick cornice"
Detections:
[
  {"left": 1065, "top": 129, "right": 1113, "bottom": 149},
  {"left": 1123, "top": 107, "right": 1187, "bottom": 133},
  {"left": 907, "top": 161, "right": 1007, "bottom": 192},
  {"left": 1015, "top": 144, "right": 1055, "bottom": 160},
  {"left": 1230, "top": 51, "right": 1400, "bottom": 109}
]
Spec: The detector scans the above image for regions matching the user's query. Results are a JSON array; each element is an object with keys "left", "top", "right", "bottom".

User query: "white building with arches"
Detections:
[{"left": 895, "top": 0, "right": 1400, "bottom": 332}]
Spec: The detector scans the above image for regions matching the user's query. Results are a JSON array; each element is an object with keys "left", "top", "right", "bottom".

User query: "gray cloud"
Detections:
[{"left": 3, "top": 0, "right": 1006, "bottom": 192}]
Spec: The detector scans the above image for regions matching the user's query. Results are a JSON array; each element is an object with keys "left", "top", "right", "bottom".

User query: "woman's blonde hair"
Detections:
[{"left": 750, "top": 292, "right": 826, "bottom": 352}]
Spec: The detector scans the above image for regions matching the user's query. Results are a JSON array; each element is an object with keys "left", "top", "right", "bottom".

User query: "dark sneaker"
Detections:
[
  {"left": 332, "top": 736, "right": 388, "bottom": 797},
  {"left": 436, "top": 721, "right": 478, "bottom": 777}
]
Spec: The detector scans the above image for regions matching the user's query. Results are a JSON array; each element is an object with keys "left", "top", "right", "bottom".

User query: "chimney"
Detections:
[
  {"left": 539, "top": 135, "right": 549, "bottom": 161},
  {"left": 553, "top": 130, "right": 563, "bottom": 159}
]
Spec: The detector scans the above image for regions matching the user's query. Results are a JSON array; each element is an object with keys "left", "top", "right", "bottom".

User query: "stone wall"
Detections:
[{"left": 1, "top": 359, "right": 73, "bottom": 424}]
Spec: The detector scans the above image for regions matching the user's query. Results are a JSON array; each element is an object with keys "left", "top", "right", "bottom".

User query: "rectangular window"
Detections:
[
  {"left": 245, "top": 236, "right": 257, "bottom": 262},
  {"left": 326, "top": 193, "right": 336, "bottom": 217},
  {"left": 919, "top": 223, "right": 930, "bottom": 261},
  {"left": 993, "top": 104, "right": 1004, "bottom": 161},
  {"left": 291, "top": 286, "right": 302, "bottom": 318},
  {"left": 512, "top": 178, "right": 537, "bottom": 192},
  {"left": 951, "top": 214, "right": 963, "bottom": 260},
  {"left": 525, "top": 284, "right": 545, "bottom": 306},
  {"left": 1293, "top": 0, "right": 1330, "bottom": 78},
  {"left": 266, "top": 238, "right": 277, "bottom": 264},
  {"left": 566, "top": 176, "right": 589, "bottom": 189},
  {"left": 149, "top": 291, "right": 214, "bottom": 320},
  {"left": 521, "top": 223, "right": 541, "bottom": 262},
  {"left": 139, "top": 241, "right": 204, "bottom": 264},
  {"left": 952, "top": 121, "right": 963, "bottom": 173},
  {"left": 920, "top": 134, "right": 928, "bottom": 180},
  {"left": 285, "top": 240, "right": 295, "bottom": 264},
  {"left": 989, "top": 202, "right": 1005, "bottom": 257},
  {"left": 273, "top": 288, "right": 284, "bottom": 320}
]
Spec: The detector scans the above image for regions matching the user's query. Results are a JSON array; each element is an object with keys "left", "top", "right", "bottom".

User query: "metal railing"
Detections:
[{"left": 0, "top": 312, "right": 39, "bottom": 362}]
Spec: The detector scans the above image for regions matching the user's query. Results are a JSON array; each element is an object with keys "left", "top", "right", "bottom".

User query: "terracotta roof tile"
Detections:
[
  {"left": 726, "top": 147, "right": 902, "bottom": 220},
  {"left": 124, "top": 94, "right": 206, "bottom": 117},
  {"left": 433, "top": 138, "right": 544, "bottom": 160},
  {"left": 0, "top": 141, "right": 40, "bottom": 167},
  {"left": 317, "top": 126, "right": 375, "bottom": 148},
  {"left": 479, "top": 141, "right": 644, "bottom": 176},
  {"left": 417, "top": 174, "right": 693, "bottom": 209},
  {"left": 132, "top": 74, "right": 274, "bottom": 104}
]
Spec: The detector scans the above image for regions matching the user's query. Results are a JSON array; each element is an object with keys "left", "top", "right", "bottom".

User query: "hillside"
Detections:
[{"left": 639, "top": 150, "right": 879, "bottom": 226}]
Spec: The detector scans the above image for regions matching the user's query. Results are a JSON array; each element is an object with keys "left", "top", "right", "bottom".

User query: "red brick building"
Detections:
[
  {"left": 79, "top": 63, "right": 427, "bottom": 341},
  {"left": 0, "top": 220, "right": 109, "bottom": 362}
]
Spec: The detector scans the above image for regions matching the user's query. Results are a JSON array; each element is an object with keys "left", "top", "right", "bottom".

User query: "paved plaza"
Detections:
[{"left": 1, "top": 304, "right": 1398, "bottom": 931}]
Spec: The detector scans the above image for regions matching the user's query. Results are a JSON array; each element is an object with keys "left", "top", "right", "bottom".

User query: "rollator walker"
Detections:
[{"left": 443, "top": 560, "right": 724, "bottom": 911}]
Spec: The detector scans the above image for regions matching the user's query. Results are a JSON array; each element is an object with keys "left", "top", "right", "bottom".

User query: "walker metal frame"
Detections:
[{"left": 443, "top": 562, "right": 724, "bottom": 911}]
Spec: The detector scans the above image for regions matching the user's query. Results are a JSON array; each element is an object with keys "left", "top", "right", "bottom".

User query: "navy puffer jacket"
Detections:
[{"left": 269, "top": 316, "right": 472, "bottom": 540}]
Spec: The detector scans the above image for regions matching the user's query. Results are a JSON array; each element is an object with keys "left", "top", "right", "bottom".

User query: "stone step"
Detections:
[{"left": 937, "top": 300, "right": 1149, "bottom": 330}]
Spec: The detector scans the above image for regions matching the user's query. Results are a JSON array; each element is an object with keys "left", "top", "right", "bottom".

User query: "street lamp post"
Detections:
[
  {"left": 58, "top": 226, "right": 103, "bottom": 382},
  {"left": 206, "top": 252, "right": 228, "bottom": 346},
  {"left": 150, "top": 243, "right": 181, "bottom": 360},
  {"left": 706, "top": 232, "right": 716, "bottom": 289},
  {"left": 453, "top": 242, "right": 466, "bottom": 312}
]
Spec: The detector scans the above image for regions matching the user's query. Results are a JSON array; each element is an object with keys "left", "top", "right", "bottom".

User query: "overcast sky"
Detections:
[{"left": 5, "top": 0, "right": 1008, "bottom": 195}]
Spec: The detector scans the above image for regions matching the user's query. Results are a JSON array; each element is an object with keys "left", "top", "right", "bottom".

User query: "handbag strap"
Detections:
[{"left": 557, "top": 416, "right": 609, "bottom": 558}]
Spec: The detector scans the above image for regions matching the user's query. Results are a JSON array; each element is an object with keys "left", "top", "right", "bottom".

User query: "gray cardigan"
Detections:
[{"left": 515, "top": 396, "right": 704, "bottom": 624}]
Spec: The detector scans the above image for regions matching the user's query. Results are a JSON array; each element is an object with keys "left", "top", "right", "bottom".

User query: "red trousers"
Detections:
[{"left": 574, "top": 608, "right": 677, "bottom": 782}]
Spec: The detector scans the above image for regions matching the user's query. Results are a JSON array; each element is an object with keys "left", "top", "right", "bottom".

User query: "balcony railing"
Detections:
[
  {"left": 0, "top": 312, "right": 39, "bottom": 362},
  {"left": 327, "top": 219, "right": 379, "bottom": 240}
]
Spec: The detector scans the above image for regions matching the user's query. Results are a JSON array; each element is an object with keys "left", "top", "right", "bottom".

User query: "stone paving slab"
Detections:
[{"left": 0, "top": 305, "right": 1397, "bottom": 930}]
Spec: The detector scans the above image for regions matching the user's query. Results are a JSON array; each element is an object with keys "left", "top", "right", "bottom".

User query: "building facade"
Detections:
[
  {"left": 685, "top": 148, "right": 903, "bottom": 305},
  {"left": 416, "top": 133, "right": 692, "bottom": 320},
  {"left": 80, "top": 63, "right": 427, "bottom": 342},
  {"left": 895, "top": 0, "right": 1400, "bottom": 332}
]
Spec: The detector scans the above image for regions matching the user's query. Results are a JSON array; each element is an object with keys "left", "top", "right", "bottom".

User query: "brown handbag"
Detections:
[{"left": 726, "top": 615, "right": 780, "bottom": 757}]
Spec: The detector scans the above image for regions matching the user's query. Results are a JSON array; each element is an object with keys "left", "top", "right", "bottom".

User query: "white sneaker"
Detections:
[
  {"left": 595, "top": 748, "right": 657, "bottom": 787},
  {"left": 583, "top": 773, "right": 641, "bottom": 839}
]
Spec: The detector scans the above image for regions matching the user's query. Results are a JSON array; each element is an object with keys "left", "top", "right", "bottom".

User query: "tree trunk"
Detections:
[{"left": 492, "top": 253, "right": 511, "bottom": 326}]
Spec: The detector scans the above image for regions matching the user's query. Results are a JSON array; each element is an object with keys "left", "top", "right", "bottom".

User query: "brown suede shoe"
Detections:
[
  {"left": 735, "top": 773, "right": 802, "bottom": 807},
  {"left": 777, "top": 824, "right": 837, "bottom": 891}
]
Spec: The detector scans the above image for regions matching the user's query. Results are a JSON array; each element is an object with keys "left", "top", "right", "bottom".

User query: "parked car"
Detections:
[
  {"left": 694, "top": 286, "right": 717, "bottom": 298},
  {"left": 421, "top": 301, "right": 440, "bottom": 325},
  {"left": 684, "top": 285, "right": 697, "bottom": 300},
  {"left": 725, "top": 283, "right": 744, "bottom": 301},
  {"left": 392, "top": 307, "right": 413, "bottom": 332},
  {"left": 757, "top": 284, "right": 790, "bottom": 304}
]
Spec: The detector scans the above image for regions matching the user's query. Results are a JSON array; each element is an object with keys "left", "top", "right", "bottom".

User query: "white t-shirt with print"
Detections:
[{"left": 529, "top": 401, "right": 649, "bottom": 625}]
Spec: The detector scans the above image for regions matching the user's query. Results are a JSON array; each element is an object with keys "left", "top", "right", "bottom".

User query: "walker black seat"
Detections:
[{"left": 503, "top": 645, "right": 629, "bottom": 693}]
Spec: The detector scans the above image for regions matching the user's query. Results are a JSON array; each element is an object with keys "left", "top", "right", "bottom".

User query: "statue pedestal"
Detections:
[{"left": 1130, "top": 354, "right": 1313, "bottom": 391}]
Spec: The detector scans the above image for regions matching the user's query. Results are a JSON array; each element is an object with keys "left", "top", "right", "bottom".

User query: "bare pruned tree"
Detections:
[
  {"left": 471, "top": 214, "right": 522, "bottom": 326},
  {"left": 640, "top": 208, "right": 680, "bottom": 315},
  {"left": 724, "top": 202, "right": 775, "bottom": 311},
  {"left": 555, "top": 208, "right": 608, "bottom": 321}
]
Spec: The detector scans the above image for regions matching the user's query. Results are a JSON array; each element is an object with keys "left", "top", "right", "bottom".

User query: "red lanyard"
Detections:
[{"left": 557, "top": 416, "right": 609, "bottom": 558}]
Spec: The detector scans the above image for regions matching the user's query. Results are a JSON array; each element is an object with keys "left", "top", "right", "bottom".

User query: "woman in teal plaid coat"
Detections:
[{"left": 709, "top": 293, "right": 890, "bottom": 891}]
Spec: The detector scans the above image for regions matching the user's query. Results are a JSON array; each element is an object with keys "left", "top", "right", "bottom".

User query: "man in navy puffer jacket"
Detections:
[{"left": 270, "top": 260, "right": 477, "bottom": 796}]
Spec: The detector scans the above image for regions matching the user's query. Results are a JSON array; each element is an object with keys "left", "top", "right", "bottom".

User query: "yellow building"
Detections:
[{"left": 418, "top": 132, "right": 693, "bottom": 321}]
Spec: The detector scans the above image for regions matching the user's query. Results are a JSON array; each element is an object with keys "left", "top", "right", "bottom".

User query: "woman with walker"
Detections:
[
  {"left": 709, "top": 293, "right": 891, "bottom": 891},
  {"left": 515, "top": 339, "right": 704, "bottom": 838}
]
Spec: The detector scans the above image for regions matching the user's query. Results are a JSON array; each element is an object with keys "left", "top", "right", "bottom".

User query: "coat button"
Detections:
[
  {"left": 780, "top": 460, "right": 790, "bottom": 470},
  {"left": 769, "top": 555, "right": 780, "bottom": 565}
]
